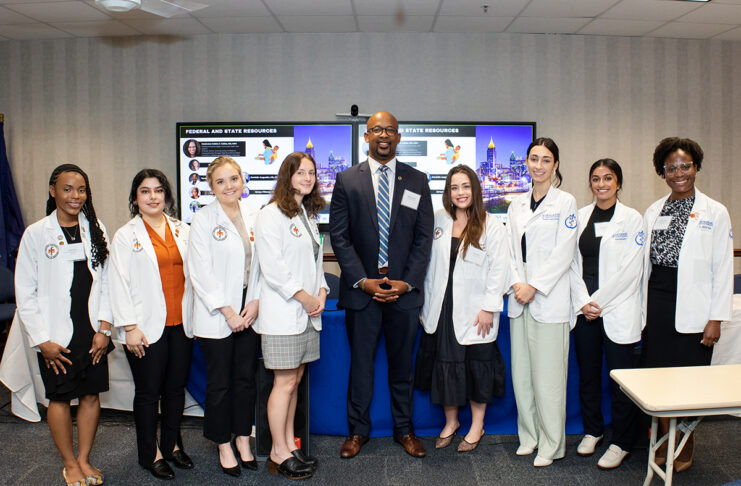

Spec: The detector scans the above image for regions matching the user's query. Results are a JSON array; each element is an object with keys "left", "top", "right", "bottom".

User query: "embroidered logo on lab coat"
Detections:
[
  {"left": 289, "top": 223, "right": 302, "bottom": 238},
  {"left": 635, "top": 231, "right": 645, "bottom": 246},
  {"left": 133, "top": 238, "right": 143, "bottom": 252},
  {"left": 565, "top": 214, "right": 577, "bottom": 229},
  {"left": 212, "top": 225, "right": 227, "bottom": 241},
  {"left": 433, "top": 227, "right": 443, "bottom": 240},
  {"left": 45, "top": 244, "right": 59, "bottom": 259}
]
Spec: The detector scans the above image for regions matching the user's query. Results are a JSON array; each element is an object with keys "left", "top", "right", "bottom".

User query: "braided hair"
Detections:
[{"left": 46, "top": 164, "right": 109, "bottom": 269}]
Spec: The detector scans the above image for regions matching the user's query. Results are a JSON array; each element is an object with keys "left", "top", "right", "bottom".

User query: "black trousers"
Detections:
[
  {"left": 346, "top": 300, "right": 419, "bottom": 439},
  {"left": 125, "top": 325, "right": 193, "bottom": 467},
  {"left": 199, "top": 327, "right": 259, "bottom": 444},
  {"left": 573, "top": 315, "right": 639, "bottom": 451}
]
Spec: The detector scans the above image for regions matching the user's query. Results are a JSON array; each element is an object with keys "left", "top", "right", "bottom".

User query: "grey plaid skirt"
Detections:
[{"left": 261, "top": 322, "right": 320, "bottom": 370}]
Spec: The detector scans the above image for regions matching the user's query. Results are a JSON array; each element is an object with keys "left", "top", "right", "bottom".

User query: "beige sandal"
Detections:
[{"left": 457, "top": 430, "right": 485, "bottom": 453}]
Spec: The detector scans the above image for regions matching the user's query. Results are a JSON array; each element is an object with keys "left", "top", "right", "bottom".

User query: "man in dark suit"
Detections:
[{"left": 330, "top": 111, "right": 433, "bottom": 458}]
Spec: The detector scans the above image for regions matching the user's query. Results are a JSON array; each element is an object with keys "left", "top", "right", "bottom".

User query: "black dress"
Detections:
[
  {"left": 37, "top": 225, "right": 113, "bottom": 401},
  {"left": 415, "top": 237, "right": 506, "bottom": 407}
]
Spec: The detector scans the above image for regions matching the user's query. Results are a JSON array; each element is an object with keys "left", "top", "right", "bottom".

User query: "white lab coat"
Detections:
[
  {"left": 108, "top": 215, "right": 194, "bottom": 344},
  {"left": 250, "top": 202, "right": 328, "bottom": 335},
  {"left": 642, "top": 189, "right": 734, "bottom": 333},
  {"left": 506, "top": 187, "right": 578, "bottom": 324},
  {"left": 14, "top": 211, "right": 112, "bottom": 349},
  {"left": 187, "top": 199, "right": 258, "bottom": 339},
  {"left": 421, "top": 210, "right": 509, "bottom": 345},
  {"left": 569, "top": 201, "right": 645, "bottom": 343}
]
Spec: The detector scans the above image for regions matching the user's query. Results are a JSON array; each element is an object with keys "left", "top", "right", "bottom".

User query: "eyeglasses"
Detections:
[
  {"left": 368, "top": 126, "right": 398, "bottom": 136},
  {"left": 663, "top": 162, "right": 694, "bottom": 175}
]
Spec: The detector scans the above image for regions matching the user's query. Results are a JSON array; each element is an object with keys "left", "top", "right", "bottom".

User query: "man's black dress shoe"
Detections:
[
  {"left": 166, "top": 450, "right": 194, "bottom": 469},
  {"left": 147, "top": 459, "right": 175, "bottom": 480}
]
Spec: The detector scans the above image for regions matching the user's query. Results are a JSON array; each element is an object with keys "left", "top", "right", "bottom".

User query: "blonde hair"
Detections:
[{"left": 206, "top": 156, "right": 242, "bottom": 188}]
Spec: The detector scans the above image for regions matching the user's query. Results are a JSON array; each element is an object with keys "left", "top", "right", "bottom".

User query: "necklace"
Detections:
[{"left": 61, "top": 225, "right": 79, "bottom": 242}]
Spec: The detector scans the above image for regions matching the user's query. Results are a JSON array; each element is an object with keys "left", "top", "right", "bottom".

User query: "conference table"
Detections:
[{"left": 611, "top": 364, "right": 741, "bottom": 486}]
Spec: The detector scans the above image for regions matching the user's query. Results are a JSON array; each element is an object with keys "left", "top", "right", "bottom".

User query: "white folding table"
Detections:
[{"left": 611, "top": 364, "right": 741, "bottom": 486}]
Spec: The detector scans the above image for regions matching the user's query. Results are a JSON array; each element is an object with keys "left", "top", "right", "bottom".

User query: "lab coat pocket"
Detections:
[{"left": 463, "top": 246, "right": 486, "bottom": 266}]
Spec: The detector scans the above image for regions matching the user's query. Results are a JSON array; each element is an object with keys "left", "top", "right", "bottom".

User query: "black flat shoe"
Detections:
[
  {"left": 147, "top": 459, "right": 175, "bottom": 480},
  {"left": 231, "top": 436, "right": 258, "bottom": 470},
  {"left": 291, "top": 449, "right": 318, "bottom": 470},
  {"left": 266, "top": 457, "right": 313, "bottom": 480},
  {"left": 166, "top": 449, "right": 194, "bottom": 469}
]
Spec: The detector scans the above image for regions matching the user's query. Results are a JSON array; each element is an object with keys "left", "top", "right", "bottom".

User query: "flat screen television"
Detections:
[
  {"left": 358, "top": 122, "right": 536, "bottom": 223},
  {"left": 177, "top": 122, "right": 355, "bottom": 227}
]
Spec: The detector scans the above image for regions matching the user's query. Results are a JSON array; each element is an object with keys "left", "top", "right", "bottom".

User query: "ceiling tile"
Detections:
[
  {"left": 579, "top": 18, "right": 665, "bottom": 36},
  {"left": 263, "top": 0, "right": 353, "bottom": 16},
  {"left": 278, "top": 15, "right": 356, "bottom": 32},
  {"left": 601, "top": 0, "right": 703, "bottom": 21},
  {"left": 0, "top": 22, "right": 72, "bottom": 38},
  {"left": 676, "top": 3, "right": 741, "bottom": 24},
  {"left": 647, "top": 21, "right": 732, "bottom": 38},
  {"left": 357, "top": 15, "right": 434, "bottom": 32},
  {"left": 713, "top": 25, "right": 741, "bottom": 39},
  {"left": 51, "top": 19, "right": 139, "bottom": 36},
  {"left": 520, "top": 0, "right": 618, "bottom": 18},
  {"left": 507, "top": 16, "right": 592, "bottom": 34},
  {"left": 191, "top": 0, "right": 271, "bottom": 18},
  {"left": 6, "top": 1, "right": 110, "bottom": 22},
  {"left": 354, "top": 0, "right": 439, "bottom": 16},
  {"left": 0, "top": 5, "right": 38, "bottom": 23},
  {"left": 439, "top": 0, "right": 528, "bottom": 17},
  {"left": 122, "top": 17, "right": 210, "bottom": 35},
  {"left": 433, "top": 15, "right": 512, "bottom": 32},
  {"left": 198, "top": 16, "right": 283, "bottom": 33}
]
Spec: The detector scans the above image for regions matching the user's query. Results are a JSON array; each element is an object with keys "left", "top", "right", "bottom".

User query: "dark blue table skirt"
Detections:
[{"left": 187, "top": 300, "right": 612, "bottom": 437}]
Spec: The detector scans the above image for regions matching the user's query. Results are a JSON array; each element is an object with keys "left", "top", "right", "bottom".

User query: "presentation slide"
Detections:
[
  {"left": 177, "top": 123, "right": 353, "bottom": 225},
  {"left": 358, "top": 122, "right": 535, "bottom": 221}
]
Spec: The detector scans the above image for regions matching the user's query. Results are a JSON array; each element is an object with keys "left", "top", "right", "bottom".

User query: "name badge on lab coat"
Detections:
[
  {"left": 653, "top": 215, "right": 672, "bottom": 231},
  {"left": 61, "top": 243, "right": 86, "bottom": 261},
  {"left": 594, "top": 222, "right": 609, "bottom": 238}
]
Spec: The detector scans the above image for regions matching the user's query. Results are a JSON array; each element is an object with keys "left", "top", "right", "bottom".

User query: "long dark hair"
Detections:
[
  {"left": 441, "top": 165, "right": 485, "bottom": 258},
  {"left": 527, "top": 137, "right": 563, "bottom": 187},
  {"left": 128, "top": 169, "right": 177, "bottom": 218},
  {"left": 269, "top": 152, "right": 326, "bottom": 219},
  {"left": 589, "top": 158, "right": 623, "bottom": 196},
  {"left": 46, "top": 164, "right": 108, "bottom": 269}
]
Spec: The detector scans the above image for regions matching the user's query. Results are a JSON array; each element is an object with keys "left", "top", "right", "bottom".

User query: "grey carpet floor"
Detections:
[{"left": 1, "top": 384, "right": 739, "bottom": 485}]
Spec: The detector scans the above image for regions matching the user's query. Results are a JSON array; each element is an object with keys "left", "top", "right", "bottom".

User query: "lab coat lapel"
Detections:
[{"left": 132, "top": 216, "right": 159, "bottom": 268}]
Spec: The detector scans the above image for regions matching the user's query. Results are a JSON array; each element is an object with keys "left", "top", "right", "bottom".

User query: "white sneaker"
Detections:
[
  {"left": 597, "top": 444, "right": 629, "bottom": 469},
  {"left": 533, "top": 455, "right": 553, "bottom": 467},
  {"left": 516, "top": 445, "right": 535, "bottom": 456},
  {"left": 577, "top": 434, "right": 603, "bottom": 456}
]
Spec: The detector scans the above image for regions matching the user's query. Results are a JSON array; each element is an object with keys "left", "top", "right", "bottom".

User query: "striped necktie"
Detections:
[{"left": 377, "top": 165, "right": 390, "bottom": 267}]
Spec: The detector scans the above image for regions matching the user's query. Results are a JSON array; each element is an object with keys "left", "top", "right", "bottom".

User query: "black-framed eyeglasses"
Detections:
[{"left": 368, "top": 126, "right": 398, "bottom": 136}]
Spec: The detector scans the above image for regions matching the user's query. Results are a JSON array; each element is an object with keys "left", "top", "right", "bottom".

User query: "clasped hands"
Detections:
[
  {"left": 362, "top": 277, "right": 410, "bottom": 303},
  {"left": 224, "top": 299, "right": 260, "bottom": 333},
  {"left": 512, "top": 282, "right": 537, "bottom": 306}
]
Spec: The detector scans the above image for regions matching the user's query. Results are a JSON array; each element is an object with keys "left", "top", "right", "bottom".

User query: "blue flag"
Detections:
[{"left": 0, "top": 120, "right": 25, "bottom": 270}]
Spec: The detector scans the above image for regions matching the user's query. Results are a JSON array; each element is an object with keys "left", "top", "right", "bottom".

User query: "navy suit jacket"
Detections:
[{"left": 329, "top": 160, "right": 433, "bottom": 311}]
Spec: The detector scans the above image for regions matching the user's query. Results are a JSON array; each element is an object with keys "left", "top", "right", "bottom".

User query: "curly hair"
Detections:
[
  {"left": 527, "top": 137, "right": 563, "bottom": 187},
  {"left": 442, "top": 165, "right": 485, "bottom": 258},
  {"left": 128, "top": 168, "right": 177, "bottom": 218},
  {"left": 652, "top": 137, "right": 704, "bottom": 177},
  {"left": 46, "top": 164, "right": 108, "bottom": 269},
  {"left": 269, "top": 152, "right": 326, "bottom": 219}
]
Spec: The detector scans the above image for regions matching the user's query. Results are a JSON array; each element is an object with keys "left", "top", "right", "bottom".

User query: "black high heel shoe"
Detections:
[
  {"left": 231, "top": 436, "right": 258, "bottom": 471},
  {"left": 291, "top": 449, "right": 318, "bottom": 470},
  {"left": 266, "top": 456, "right": 314, "bottom": 480}
]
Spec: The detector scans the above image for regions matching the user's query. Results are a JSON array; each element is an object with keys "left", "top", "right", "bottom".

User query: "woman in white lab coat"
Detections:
[
  {"left": 14, "top": 164, "right": 113, "bottom": 486},
  {"left": 569, "top": 159, "right": 643, "bottom": 469},
  {"left": 414, "top": 165, "right": 508, "bottom": 452},
  {"left": 187, "top": 156, "right": 260, "bottom": 478},
  {"left": 109, "top": 169, "right": 194, "bottom": 480},
  {"left": 506, "top": 138, "right": 578, "bottom": 467},
  {"left": 642, "top": 137, "right": 734, "bottom": 471},
  {"left": 252, "top": 152, "right": 327, "bottom": 480}
]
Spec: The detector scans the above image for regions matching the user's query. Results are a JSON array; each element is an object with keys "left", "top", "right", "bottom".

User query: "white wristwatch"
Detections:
[{"left": 98, "top": 329, "right": 112, "bottom": 337}]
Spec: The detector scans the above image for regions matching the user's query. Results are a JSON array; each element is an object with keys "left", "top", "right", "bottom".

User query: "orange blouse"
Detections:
[{"left": 144, "top": 220, "right": 185, "bottom": 327}]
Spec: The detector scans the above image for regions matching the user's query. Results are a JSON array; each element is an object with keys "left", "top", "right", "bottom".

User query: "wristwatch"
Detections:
[{"left": 98, "top": 329, "right": 112, "bottom": 337}]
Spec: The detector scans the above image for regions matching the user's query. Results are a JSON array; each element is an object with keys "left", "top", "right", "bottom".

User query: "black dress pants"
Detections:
[
  {"left": 125, "top": 325, "right": 193, "bottom": 467},
  {"left": 346, "top": 299, "right": 419, "bottom": 439},
  {"left": 573, "top": 315, "right": 639, "bottom": 451},
  {"left": 198, "top": 327, "right": 259, "bottom": 444}
]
